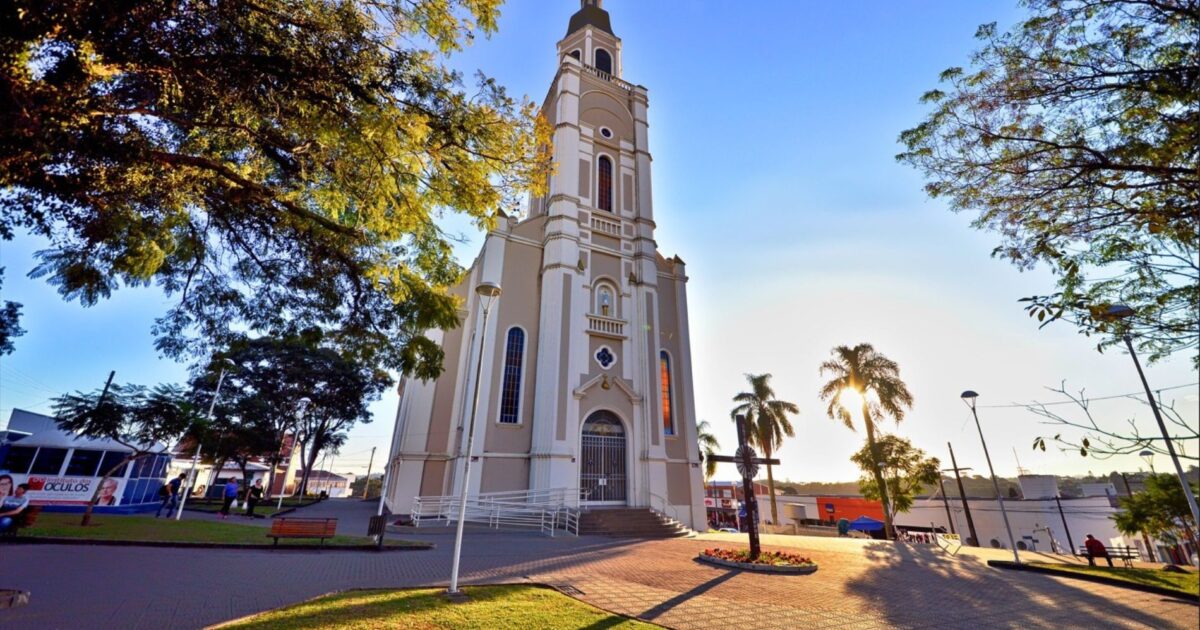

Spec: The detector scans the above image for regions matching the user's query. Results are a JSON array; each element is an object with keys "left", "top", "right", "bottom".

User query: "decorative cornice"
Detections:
[{"left": 573, "top": 373, "right": 643, "bottom": 403}]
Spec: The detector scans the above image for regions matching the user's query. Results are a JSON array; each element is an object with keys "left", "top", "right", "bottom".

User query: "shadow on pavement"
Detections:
[{"left": 846, "top": 542, "right": 1188, "bottom": 628}]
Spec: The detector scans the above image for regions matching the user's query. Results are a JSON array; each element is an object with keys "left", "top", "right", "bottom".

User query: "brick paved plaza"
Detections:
[{"left": 3, "top": 508, "right": 1195, "bottom": 629}]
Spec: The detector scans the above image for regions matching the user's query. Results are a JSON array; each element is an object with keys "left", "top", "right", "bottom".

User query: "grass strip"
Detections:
[
  {"left": 22, "top": 513, "right": 428, "bottom": 548},
  {"left": 1025, "top": 562, "right": 1197, "bottom": 599},
  {"left": 217, "top": 585, "right": 656, "bottom": 629}
]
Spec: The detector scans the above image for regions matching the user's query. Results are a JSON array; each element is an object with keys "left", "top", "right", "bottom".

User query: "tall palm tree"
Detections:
[
  {"left": 696, "top": 420, "right": 720, "bottom": 480},
  {"left": 818, "top": 343, "right": 914, "bottom": 540},
  {"left": 731, "top": 373, "right": 799, "bottom": 525}
]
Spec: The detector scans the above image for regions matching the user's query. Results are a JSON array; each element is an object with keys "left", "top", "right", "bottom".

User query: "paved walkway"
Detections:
[{"left": 2, "top": 528, "right": 1195, "bottom": 629}]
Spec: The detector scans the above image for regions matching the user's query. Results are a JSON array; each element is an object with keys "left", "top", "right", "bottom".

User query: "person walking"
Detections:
[
  {"left": 156, "top": 473, "right": 186, "bottom": 518},
  {"left": 1083, "top": 534, "right": 1113, "bottom": 567},
  {"left": 218, "top": 477, "right": 239, "bottom": 520},
  {"left": 245, "top": 479, "right": 264, "bottom": 518}
]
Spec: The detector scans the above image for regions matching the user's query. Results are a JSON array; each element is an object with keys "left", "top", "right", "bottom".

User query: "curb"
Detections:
[
  {"left": 1, "top": 537, "right": 433, "bottom": 552},
  {"left": 987, "top": 560, "right": 1198, "bottom": 603},
  {"left": 697, "top": 554, "right": 819, "bottom": 575}
]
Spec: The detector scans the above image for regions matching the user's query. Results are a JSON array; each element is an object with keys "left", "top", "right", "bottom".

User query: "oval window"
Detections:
[{"left": 599, "top": 127, "right": 613, "bottom": 139}]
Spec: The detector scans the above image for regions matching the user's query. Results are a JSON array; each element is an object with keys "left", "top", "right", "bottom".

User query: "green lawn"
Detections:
[
  {"left": 25, "top": 513, "right": 428, "bottom": 548},
  {"left": 219, "top": 586, "right": 655, "bottom": 629},
  {"left": 1028, "top": 562, "right": 1198, "bottom": 598}
]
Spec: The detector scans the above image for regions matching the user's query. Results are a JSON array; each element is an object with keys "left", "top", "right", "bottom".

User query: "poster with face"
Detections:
[{"left": 9, "top": 474, "right": 126, "bottom": 506}]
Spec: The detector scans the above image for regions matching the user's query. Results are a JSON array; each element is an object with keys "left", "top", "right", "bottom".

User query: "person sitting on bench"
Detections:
[
  {"left": 1083, "top": 534, "right": 1113, "bottom": 567},
  {"left": 0, "top": 483, "right": 30, "bottom": 533}
]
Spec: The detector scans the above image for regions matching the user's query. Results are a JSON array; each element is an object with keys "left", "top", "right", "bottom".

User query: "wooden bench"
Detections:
[
  {"left": 268, "top": 517, "right": 337, "bottom": 546},
  {"left": 1077, "top": 545, "right": 1138, "bottom": 568},
  {"left": 1, "top": 506, "right": 41, "bottom": 537}
]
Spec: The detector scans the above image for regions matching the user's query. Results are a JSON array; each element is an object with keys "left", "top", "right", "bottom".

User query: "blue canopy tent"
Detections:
[{"left": 847, "top": 516, "right": 885, "bottom": 532}]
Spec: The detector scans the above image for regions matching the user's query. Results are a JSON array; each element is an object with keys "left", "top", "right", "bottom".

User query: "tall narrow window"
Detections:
[
  {"left": 597, "top": 156, "right": 613, "bottom": 212},
  {"left": 660, "top": 351, "right": 674, "bottom": 435},
  {"left": 595, "top": 48, "right": 612, "bottom": 74},
  {"left": 499, "top": 328, "right": 525, "bottom": 424}
]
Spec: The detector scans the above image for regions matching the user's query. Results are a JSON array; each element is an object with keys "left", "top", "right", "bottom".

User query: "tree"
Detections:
[
  {"left": 202, "top": 331, "right": 389, "bottom": 497},
  {"left": 696, "top": 420, "right": 720, "bottom": 480},
  {"left": 897, "top": 0, "right": 1199, "bottom": 368},
  {"left": 350, "top": 474, "right": 383, "bottom": 499},
  {"left": 819, "top": 343, "right": 915, "bottom": 539},
  {"left": 52, "top": 383, "right": 197, "bottom": 525},
  {"left": 3, "top": 0, "right": 552, "bottom": 378},
  {"left": 851, "top": 434, "right": 941, "bottom": 520},
  {"left": 731, "top": 374, "right": 799, "bottom": 524},
  {"left": 0, "top": 268, "right": 23, "bottom": 355},
  {"left": 1112, "top": 472, "right": 1199, "bottom": 566},
  {"left": 1030, "top": 381, "right": 1197, "bottom": 462}
]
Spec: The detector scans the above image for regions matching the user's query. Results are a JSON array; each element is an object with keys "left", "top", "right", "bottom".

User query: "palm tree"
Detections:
[
  {"left": 696, "top": 420, "right": 720, "bottom": 480},
  {"left": 731, "top": 373, "right": 799, "bottom": 525},
  {"left": 818, "top": 343, "right": 914, "bottom": 540}
]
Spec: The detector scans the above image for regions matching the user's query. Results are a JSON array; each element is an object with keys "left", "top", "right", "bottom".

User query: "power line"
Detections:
[{"left": 977, "top": 383, "right": 1197, "bottom": 409}]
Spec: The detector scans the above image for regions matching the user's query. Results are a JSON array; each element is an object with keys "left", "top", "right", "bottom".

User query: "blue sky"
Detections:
[{"left": 2, "top": 1, "right": 1196, "bottom": 482}]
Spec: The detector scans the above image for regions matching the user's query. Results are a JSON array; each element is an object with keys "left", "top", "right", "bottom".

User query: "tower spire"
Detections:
[{"left": 567, "top": 0, "right": 614, "bottom": 36}]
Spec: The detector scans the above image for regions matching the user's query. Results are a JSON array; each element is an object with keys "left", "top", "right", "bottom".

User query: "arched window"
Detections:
[
  {"left": 570, "top": 49, "right": 581, "bottom": 61},
  {"left": 594, "top": 48, "right": 612, "bottom": 74},
  {"left": 499, "top": 328, "right": 525, "bottom": 424},
  {"left": 660, "top": 351, "right": 674, "bottom": 435},
  {"left": 597, "top": 156, "right": 613, "bottom": 212}
]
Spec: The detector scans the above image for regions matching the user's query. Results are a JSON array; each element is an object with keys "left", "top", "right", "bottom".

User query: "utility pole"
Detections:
[
  {"left": 1121, "top": 472, "right": 1157, "bottom": 562},
  {"left": 363, "top": 446, "right": 376, "bottom": 499},
  {"left": 937, "top": 477, "right": 957, "bottom": 535},
  {"left": 945, "top": 442, "right": 979, "bottom": 547},
  {"left": 1054, "top": 496, "right": 1075, "bottom": 555}
]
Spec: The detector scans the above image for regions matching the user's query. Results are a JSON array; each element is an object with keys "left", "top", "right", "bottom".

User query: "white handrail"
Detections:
[
  {"left": 648, "top": 492, "right": 685, "bottom": 530},
  {"left": 412, "top": 487, "right": 583, "bottom": 536}
]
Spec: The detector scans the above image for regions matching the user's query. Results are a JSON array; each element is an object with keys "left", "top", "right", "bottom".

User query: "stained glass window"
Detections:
[
  {"left": 660, "top": 351, "right": 674, "bottom": 435},
  {"left": 499, "top": 328, "right": 525, "bottom": 424},
  {"left": 597, "top": 156, "right": 613, "bottom": 212}
]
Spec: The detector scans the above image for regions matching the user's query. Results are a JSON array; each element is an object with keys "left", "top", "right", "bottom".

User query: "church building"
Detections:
[{"left": 384, "top": 0, "right": 706, "bottom": 530}]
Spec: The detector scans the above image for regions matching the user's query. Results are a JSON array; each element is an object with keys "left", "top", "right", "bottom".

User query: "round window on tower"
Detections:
[{"left": 599, "top": 127, "right": 613, "bottom": 139}]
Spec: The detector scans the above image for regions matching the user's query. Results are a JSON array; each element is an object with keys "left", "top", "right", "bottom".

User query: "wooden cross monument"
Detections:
[{"left": 705, "top": 414, "right": 779, "bottom": 559}]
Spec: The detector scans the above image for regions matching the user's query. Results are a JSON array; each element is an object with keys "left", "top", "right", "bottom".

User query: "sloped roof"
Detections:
[{"left": 567, "top": 1, "right": 614, "bottom": 37}]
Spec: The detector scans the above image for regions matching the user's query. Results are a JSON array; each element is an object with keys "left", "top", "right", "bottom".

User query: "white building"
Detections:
[{"left": 383, "top": 0, "right": 706, "bottom": 528}]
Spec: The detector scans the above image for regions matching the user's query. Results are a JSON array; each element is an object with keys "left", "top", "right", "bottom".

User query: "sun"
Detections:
[{"left": 838, "top": 388, "right": 865, "bottom": 413}]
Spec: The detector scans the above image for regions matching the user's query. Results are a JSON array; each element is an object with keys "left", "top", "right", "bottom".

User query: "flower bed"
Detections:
[{"left": 697, "top": 548, "right": 819, "bottom": 574}]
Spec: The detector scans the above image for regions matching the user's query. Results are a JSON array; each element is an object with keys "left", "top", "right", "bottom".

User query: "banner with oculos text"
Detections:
[{"left": 11, "top": 475, "right": 126, "bottom": 506}]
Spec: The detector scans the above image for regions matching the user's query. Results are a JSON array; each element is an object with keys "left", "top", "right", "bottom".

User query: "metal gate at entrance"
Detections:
[{"left": 580, "top": 411, "right": 627, "bottom": 503}]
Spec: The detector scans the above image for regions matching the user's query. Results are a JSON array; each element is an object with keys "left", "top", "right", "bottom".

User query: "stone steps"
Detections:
[{"left": 578, "top": 508, "right": 690, "bottom": 538}]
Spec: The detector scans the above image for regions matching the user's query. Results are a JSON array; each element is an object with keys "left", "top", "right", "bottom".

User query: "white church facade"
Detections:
[{"left": 384, "top": 0, "right": 706, "bottom": 530}]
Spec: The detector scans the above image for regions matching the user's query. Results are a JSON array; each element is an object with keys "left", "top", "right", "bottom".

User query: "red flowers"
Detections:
[{"left": 701, "top": 547, "right": 815, "bottom": 566}]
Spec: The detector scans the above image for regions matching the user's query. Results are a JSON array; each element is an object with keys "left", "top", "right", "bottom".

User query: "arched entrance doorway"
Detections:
[{"left": 580, "top": 411, "right": 627, "bottom": 504}]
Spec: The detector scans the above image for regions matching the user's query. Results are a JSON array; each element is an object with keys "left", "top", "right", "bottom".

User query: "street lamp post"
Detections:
[
  {"left": 447, "top": 281, "right": 502, "bottom": 597},
  {"left": 1101, "top": 304, "right": 1200, "bottom": 531},
  {"left": 961, "top": 390, "right": 1020, "bottom": 563},
  {"left": 277, "top": 398, "right": 312, "bottom": 511},
  {"left": 176, "top": 362, "right": 231, "bottom": 520}
]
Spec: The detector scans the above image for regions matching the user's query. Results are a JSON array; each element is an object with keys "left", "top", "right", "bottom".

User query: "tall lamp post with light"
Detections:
[
  {"left": 1139, "top": 450, "right": 1156, "bottom": 474},
  {"left": 1100, "top": 304, "right": 1200, "bottom": 530},
  {"left": 447, "top": 281, "right": 502, "bottom": 597},
  {"left": 961, "top": 390, "right": 1020, "bottom": 563},
  {"left": 176, "top": 359, "right": 233, "bottom": 520}
]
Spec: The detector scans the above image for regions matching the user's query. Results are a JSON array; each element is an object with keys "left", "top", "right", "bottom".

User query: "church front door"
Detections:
[{"left": 580, "top": 411, "right": 627, "bottom": 504}]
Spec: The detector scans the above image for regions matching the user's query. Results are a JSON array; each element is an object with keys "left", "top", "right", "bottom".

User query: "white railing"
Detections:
[
  {"left": 581, "top": 63, "right": 635, "bottom": 91},
  {"left": 586, "top": 314, "right": 626, "bottom": 338},
  {"left": 590, "top": 214, "right": 622, "bottom": 237},
  {"left": 412, "top": 487, "right": 584, "bottom": 537},
  {"left": 649, "top": 492, "right": 689, "bottom": 535}
]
